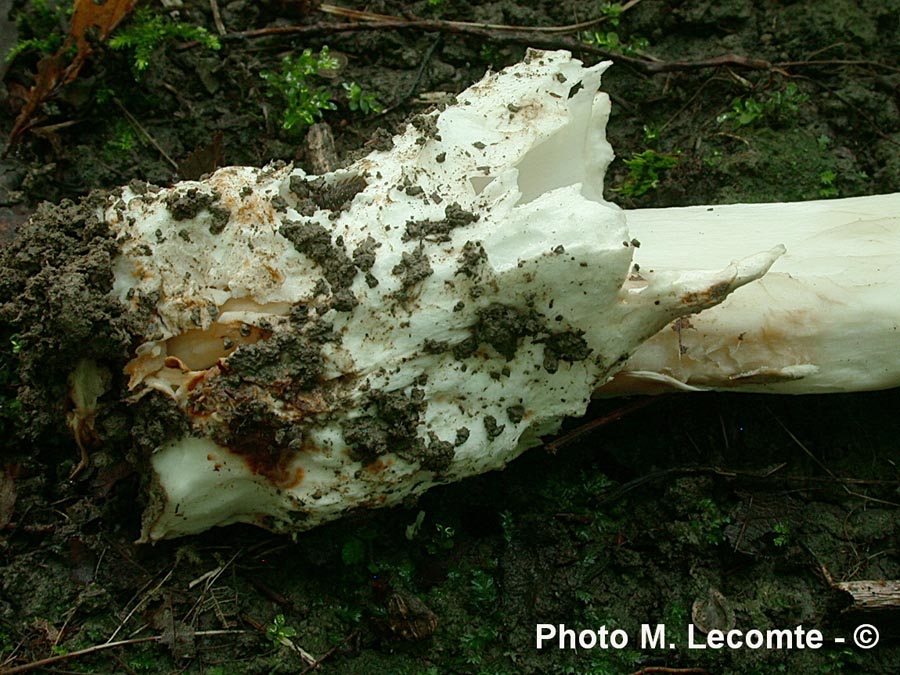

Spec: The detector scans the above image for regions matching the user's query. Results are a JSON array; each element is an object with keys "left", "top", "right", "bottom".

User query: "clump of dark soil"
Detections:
[{"left": 0, "top": 1, "right": 897, "bottom": 674}]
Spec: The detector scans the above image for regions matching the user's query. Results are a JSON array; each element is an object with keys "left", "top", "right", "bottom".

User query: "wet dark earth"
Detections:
[{"left": 1, "top": 1, "right": 898, "bottom": 673}]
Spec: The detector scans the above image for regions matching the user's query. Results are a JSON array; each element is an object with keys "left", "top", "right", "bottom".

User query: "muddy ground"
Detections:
[{"left": 1, "top": 1, "right": 899, "bottom": 673}]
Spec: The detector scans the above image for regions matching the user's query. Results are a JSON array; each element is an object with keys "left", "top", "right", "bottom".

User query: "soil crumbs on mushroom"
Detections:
[{"left": 0, "top": 1, "right": 897, "bottom": 674}]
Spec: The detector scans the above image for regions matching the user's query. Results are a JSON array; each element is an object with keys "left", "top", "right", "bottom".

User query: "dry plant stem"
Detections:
[
  {"left": 0, "top": 631, "right": 245, "bottom": 675},
  {"left": 628, "top": 668, "right": 709, "bottom": 675},
  {"left": 224, "top": 11, "right": 899, "bottom": 76},
  {"left": 112, "top": 98, "right": 179, "bottom": 171},
  {"left": 318, "top": 0, "right": 644, "bottom": 34},
  {"left": 543, "top": 397, "right": 658, "bottom": 454},
  {"left": 105, "top": 567, "right": 175, "bottom": 644},
  {"left": 208, "top": 0, "right": 226, "bottom": 36},
  {"left": 772, "top": 413, "right": 899, "bottom": 508},
  {"left": 298, "top": 631, "right": 360, "bottom": 675}
]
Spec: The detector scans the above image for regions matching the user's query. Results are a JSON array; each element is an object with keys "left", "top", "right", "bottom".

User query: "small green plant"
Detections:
[
  {"left": 598, "top": 2, "right": 626, "bottom": 25},
  {"left": 772, "top": 521, "right": 792, "bottom": 547},
  {"left": 691, "top": 498, "right": 730, "bottom": 545},
  {"left": 718, "top": 82, "right": 809, "bottom": 128},
  {"left": 103, "top": 120, "right": 138, "bottom": 159},
  {"left": 126, "top": 647, "right": 161, "bottom": 672},
  {"left": 0, "top": 333, "right": 23, "bottom": 438},
  {"left": 425, "top": 522, "right": 456, "bottom": 554},
  {"left": 825, "top": 648, "right": 856, "bottom": 673},
  {"left": 341, "top": 535, "right": 367, "bottom": 566},
  {"left": 335, "top": 605, "right": 363, "bottom": 625},
  {"left": 5, "top": 0, "right": 71, "bottom": 63},
  {"left": 469, "top": 569, "right": 498, "bottom": 610},
  {"left": 499, "top": 509, "right": 515, "bottom": 544},
  {"left": 719, "top": 96, "right": 766, "bottom": 127},
  {"left": 343, "top": 81, "right": 382, "bottom": 115},
  {"left": 583, "top": 30, "right": 649, "bottom": 56},
  {"left": 617, "top": 149, "right": 680, "bottom": 198},
  {"left": 459, "top": 625, "right": 499, "bottom": 665},
  {"left": 818, "top": 170, "right": 839, "bottom": 198},
  {"left": 582, "top": 3, "right": 649, "bottom": 55},
  {"left": 108, "top": 7, "right": 220, "bottom": 78},
  {"left": 642, "top": 125, "right": 661, "bottom": 144},
  {"left": 479, "top": 44, "right": 501, "bottom": 64},
  {"left": 262, "top": 47, "right": 341, "bottom": 133},
  {"left": 266, "top": 613, "right": 298, "bottom": 648},
  {"left": 0, "top": 630, "right": 12, "bottom": 654}
]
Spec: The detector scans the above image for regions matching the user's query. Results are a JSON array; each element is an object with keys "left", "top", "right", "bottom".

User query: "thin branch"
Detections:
[
  {"left": 298, "top": 630, "right": 360, "bottom": 675},
  {"left": 112, "top": 98, "right": 179, "bottom": 171},
  {"left": 628, "top": 668, "right": 708, "bottom": 675},
  {"left": 221, "top": 14, "right": 898, "bottom": 76},
  {"left": 543, "top": 397, "right": 658, "bottom": 454},
  {"left": 105, "top": 566, "right": 174, "bottom": 644},
  {"left": 317, "top": 0, "right": 644, "bottom": 35},
  {"left": 0, "top": 631, "right": 244, "bottom": 675},
  {"left": 209, "top": 0, "right": 226, "bottom": 36},
  {"left": 771, "top": 413, "right": 900, "bottom": 508}
]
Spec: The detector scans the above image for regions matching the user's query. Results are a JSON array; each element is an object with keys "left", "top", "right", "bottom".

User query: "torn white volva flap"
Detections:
[
  {"left": 94, "top": 50, "right": 781, "bottom": 541},
  {"left": 601, "top": 193, "right": 900, "bottom": 395}
]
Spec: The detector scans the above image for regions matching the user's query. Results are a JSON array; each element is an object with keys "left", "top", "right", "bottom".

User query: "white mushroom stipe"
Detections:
[{"left": 599, "top": 193, "right": 900, "bottom": 395}]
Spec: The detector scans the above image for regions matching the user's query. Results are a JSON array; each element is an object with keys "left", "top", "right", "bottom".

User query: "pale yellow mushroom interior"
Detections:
[{"left": 125, "top": 298, "right": 292, "bottom": 401}]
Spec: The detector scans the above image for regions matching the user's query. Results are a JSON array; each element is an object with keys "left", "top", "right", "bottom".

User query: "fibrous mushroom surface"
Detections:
[{"left": 602, "top": 193, "right": 900, "bottom": 395}]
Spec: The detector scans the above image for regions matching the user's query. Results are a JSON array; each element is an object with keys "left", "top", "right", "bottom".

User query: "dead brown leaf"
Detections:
[
  {"left": 179, "top": 131, "right": 225, "bottom": 181},
  {"left": 68, "top": 0, "right": 138, "bottom": 60},
  {"left": 4, "top": 0, "right": 137, "bottom": 152}
]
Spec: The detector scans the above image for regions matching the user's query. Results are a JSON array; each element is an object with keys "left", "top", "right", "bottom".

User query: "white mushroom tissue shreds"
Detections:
[{"left": 89, "top": 49, "right": 778, "bottom": 540}]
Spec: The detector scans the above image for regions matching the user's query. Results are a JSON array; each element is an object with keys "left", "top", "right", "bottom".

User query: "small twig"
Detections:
[
  {"left": 661, "top": 73, "right": 731, "bottom": 133},
  {"left": 778, "top": 58, "right": 900, "bottom": 73},
  {"left": 112, "top": 98, "right": 179, "bottom": 171},
  {"left": 109, "top": 650, "right": 140, "bottom": 675},
  {"left": 0, "top": 636, "right": 159, "bottom": 675},
  {"left": 298, "top": 630, "right": 360, "bottom": 675},
  {"left": 318, "top": 1, "right": 643, "bottom": 35},
  {"left": 543, "top": 397, "right": 658, "bottom": 454},
  {"left": 771, "top": 413, "right": 900, "bottom": 507},
  {"left": 0, "top": 631, "right": 245, "bottom": 675},
  {"left": 791, "top": 73, "right": 900, "bottom": 145},
  {"left": 222, "top": 14, "right": 898, "bottom": 77},
  {"left": 397, "top": 36, "right": 443, "bottom": 109},
  {"left": 245, "top": 576, "right": 295, "bottom": 610},
  {"left": 184, "top": 549, "right": 241, "bottom": 625},
  {"left": 732, "top": 494, "right": 752, "bottom": 552},
  {"left": 221, "top": 20, "right": 650, "bottom": 69},
  {"left": 106, "top": 566, "right": 174, "bottom": 644},
  {"left": 242, "top": 614, "right": 318, "bottom": 668},
  {"left": 628, "top": 668, "right": 708, "bottom": 675},
  {"left": 209, "top": 0, "right": 226, "bottom": 36}
]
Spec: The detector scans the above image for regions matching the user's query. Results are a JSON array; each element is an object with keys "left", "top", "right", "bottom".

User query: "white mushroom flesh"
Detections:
[{"left": 88, "top": 50, "right": 781, "bottom": 540}]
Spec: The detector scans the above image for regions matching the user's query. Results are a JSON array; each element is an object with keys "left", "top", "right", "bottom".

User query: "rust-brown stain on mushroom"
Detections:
[{"left": 681, "top": 280, "right": 732, "bottom": 305}]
